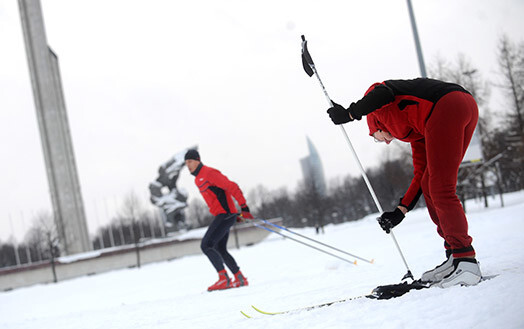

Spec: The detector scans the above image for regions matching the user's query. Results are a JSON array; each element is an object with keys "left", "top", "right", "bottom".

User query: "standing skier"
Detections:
[
  {"left": 327, "top": 78, "right": 481, "bottom": 288},
  {"left": 184, "top": 149, "right": 253, "bottom": 291}
]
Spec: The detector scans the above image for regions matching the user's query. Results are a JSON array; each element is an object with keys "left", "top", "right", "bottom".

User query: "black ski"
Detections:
[
  {"left": 370, "top": 274, "right": 498, "bottom": 300},
  {"left": 368, "top": 280, "right": 430, "bottom": 299}
]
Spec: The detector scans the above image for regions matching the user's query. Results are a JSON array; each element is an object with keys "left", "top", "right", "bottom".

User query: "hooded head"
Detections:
[
  {"left": 364, "top": 82, "right": 386, "bottom": 136},
  {"left": 366, "top": 113, "right": 387, "bottom": 136}
]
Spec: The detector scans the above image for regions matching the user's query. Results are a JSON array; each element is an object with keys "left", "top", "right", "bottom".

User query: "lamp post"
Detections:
[{"left": 406, "top": 0, "right": 427, "bottom": 77}]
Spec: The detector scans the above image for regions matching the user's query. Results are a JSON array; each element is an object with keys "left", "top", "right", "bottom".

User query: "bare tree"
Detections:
[
  {"left": 429, "top": 54, "right": 495, "bottom": 205},
  {"left": 186, "top": 198, "right": 213, "bottom": 228},
  {"left": 495, "top": 35, "right": 524, "bottom": 189},
  {"left": 294, "top": 178, "right": 327, "bottom": 229},
  {"left": 497, "top": 35, "right": 524, "bottom": 134},
  {"left": 429, "top": 53, "right": 491, "bottom": 136},
  {"left": 25, "top": 211, "right": 60, "bottom": 282},
  {"left": 0, "top": 240, "right": 17, "bottom": 268},
  {"left": 247, "top": 184, "right": 271, "bottom": 214},
  {"left": 252, "top": 186, "right": 292, "bottom": 223},
  {"left": 119, "top": 191, "right": 144, "bottom": 268}
]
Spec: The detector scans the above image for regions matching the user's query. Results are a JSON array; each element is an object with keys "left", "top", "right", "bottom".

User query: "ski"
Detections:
[
  {"left": 240, "top": 311, "right": 252, "bottom": 318},
  {"left": 241, "top": 274, "right": 498, "bottom": 317},
  {"left": 245, "top": 294, "right": 370, "bottom": 317},
  {"left": 242, "top": 282, "right": 424, "bottom": 317}
]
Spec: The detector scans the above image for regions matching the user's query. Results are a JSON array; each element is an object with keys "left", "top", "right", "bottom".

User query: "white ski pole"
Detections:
[
  {"left": 257, "top": 218, "right": 374, "bottom": 264},
  {"left": 300, "top": 35, "right": 413, "bottom": 281},
  {"left": 253, "top": 222, "right": 358, "bottom": 265}
]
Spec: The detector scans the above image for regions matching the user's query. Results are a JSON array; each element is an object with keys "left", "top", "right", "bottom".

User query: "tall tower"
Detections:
[
  {"left": 19, "top": 0, "right": 91, "bottom": 254},
  {"left": 300, "top": 136, "right": 327, "bottom": 196}
]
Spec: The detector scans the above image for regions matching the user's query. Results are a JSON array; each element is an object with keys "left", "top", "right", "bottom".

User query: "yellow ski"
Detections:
[
  {"left": 251, "top": 305, "right": 284, "bottom": 315},
  {"left": 240, "top": 310, "right": 252, "bottom": 318},
  {"left": 249, "top": 295, "right": 368, "bottom": 316}
]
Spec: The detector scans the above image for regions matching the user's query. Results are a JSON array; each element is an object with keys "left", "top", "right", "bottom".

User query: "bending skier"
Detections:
[
  {"left": 184, "top": 149, "right": 254, "bottom": 291},
  {"left": 327, "top": 78, "right": 481, "bottom": 288}
]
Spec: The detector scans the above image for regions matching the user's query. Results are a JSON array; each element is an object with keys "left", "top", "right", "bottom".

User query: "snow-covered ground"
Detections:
[{"left": 1, "top": 191, "right": 523, "bottom": 329}]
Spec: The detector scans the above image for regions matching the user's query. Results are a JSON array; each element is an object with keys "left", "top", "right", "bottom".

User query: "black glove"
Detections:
[
  {"left": 240, "top": 205, "right": 254, "bottom": 220},
  {"left": 377, "top": 208, "right": 405, "bottom": 233},
  {"left": 327, "top": 101, "right": 353, "bottom": 125}
]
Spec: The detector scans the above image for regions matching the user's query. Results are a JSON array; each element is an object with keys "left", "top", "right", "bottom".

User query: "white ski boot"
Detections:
[
  {"left": 437, "top": 258, "right": 481, "bottom": 288},
  {"left": 421, "top": 255, "right": 454, "bottom": 283}
]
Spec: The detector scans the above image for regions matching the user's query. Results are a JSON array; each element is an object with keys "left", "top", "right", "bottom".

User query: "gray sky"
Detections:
[{"left": 1, "top": 0, "right": 523, "bottom": 241}]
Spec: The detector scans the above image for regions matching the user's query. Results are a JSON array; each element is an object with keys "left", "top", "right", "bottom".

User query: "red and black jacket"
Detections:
[
  {"left": 350, "top": 78, "right": 470, "bottom": 210},
  {"left": 192, "top": 163, "right": 247, "bottom": 216}
]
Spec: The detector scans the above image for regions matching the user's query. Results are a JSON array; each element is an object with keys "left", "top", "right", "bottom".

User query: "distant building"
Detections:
[{"left": 300, "top": 136, "right": 327, "bottom": 196}]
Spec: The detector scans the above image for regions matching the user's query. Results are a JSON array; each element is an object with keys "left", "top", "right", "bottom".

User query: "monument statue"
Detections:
[{"left": 149, "top": 146, "right": 197, "bottom": 231}]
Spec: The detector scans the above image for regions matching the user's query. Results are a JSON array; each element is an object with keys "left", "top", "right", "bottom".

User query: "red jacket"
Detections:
[
  {"left": 350, "top": 78, "right": 470, "bottom": 210},
  {"left": 192, "top": 163, "right": 247, "bottom": 216}
]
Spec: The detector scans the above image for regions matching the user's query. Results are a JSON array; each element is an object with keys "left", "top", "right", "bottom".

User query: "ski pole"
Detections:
[
  {"left": 253, "top": 223, "right": 358, "bottom": 265},
  {"left": 257, "top": 218, "right": 374, "bottom": 264},
  {"left": 300, "top": 35, "right": 414, "bottom": 281}
]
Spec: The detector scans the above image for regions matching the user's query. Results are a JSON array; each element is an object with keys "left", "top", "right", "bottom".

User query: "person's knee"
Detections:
[
  {"left": 216, "top": 244, "right": 228, "bottom": 255},
  {"left": 201, "top": 239, "right": 214, "bottom": 253},
  {"left": 429, "top": 183, "right": 456, "bottom": 202}
]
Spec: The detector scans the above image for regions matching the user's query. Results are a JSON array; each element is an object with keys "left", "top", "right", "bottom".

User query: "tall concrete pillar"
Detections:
[{"left": 19, "top": 0, "right": 91, "bottom": 254}]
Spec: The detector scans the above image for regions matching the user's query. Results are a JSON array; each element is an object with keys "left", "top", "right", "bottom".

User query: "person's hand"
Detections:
[
  {"left": 377, "top": 208, "right": 405, "bottom": 233},
  {"left": 327, "top": 101, "right": 353, "bottom": 125},
  {"left": 240, "top": 205, "right": 254, "bottom": 220}
]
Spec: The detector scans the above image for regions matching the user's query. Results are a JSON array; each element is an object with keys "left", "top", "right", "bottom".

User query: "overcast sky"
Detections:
[{"left": 1, "top": 0, "right": 523, "bottom": 242}]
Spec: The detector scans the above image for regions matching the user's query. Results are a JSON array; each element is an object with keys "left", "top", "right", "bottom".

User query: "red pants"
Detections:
[{"left": 421, "top": 91, "right": 479, "bottom": 258}]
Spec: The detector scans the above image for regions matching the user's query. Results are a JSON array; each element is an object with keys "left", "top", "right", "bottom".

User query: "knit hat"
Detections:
[{"left": 184, "top": 149, "right": 200, "bottom": 161}]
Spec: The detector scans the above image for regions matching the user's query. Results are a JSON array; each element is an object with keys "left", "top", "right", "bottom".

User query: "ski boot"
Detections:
[
  {"left": 421, "top": 255, "right": 454, "bottom": 283},
  {"left": 232, "top": 270, "right": 249, "bottom": 288},
  {"left": 437, "top": 258, "right": 481, "bottom": 288},
  {"left": 207, "top": 269, "right": 232, "bottom": 291}
]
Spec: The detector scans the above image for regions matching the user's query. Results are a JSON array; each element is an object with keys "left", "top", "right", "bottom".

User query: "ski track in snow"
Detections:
[{"left": 1, "top": 191, "right": 523, "bottom": 329}]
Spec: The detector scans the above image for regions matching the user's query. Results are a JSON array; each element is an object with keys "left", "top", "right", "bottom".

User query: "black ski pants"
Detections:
[{"left": 201, "top": 213, "right": 239, "bottom": 274}]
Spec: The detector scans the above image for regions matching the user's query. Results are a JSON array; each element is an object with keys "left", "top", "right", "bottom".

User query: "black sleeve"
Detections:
[{"left": 348, "top": 84, "right": 395, "bottom": 120}]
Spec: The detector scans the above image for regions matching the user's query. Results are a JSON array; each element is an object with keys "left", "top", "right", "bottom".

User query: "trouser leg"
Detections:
[
  {"left": 200, "top": 213, "right": 237, "bottom": 271},
  {"left": 216, "top": 228, "right": 240, "bottom": 274},
  {"left": 422, "top": 173, "right": 453, "bottom": 258},
  {"left": 424, "top": 91, "right": 479, "bottom": 258}
]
